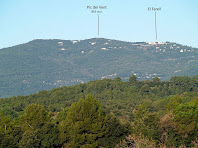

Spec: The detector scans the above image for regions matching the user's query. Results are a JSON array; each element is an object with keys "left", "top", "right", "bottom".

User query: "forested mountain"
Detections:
[
  {"left": 0, "top": 38, "right": 198, "bottom": 97},
  {"left": 1, "top": 75, "right": 198, "bottom": 147}
]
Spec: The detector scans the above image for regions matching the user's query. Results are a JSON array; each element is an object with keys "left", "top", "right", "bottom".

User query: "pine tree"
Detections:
[{"left": 60, "top": 95, "right": 109, "bottom": 147}]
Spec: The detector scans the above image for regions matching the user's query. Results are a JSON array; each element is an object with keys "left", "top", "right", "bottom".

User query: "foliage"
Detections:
[
  {"left": 165, "top": 96, "right": 182, "bottom": 111},
  {"left": 174, "top": 103, "right": 198, "bottom": 141},
  {"left": 19, "top": 104, "right": 49, "bottom": 130},
  {"left": 0, "top": 75, "right": 198, "bottom": 147},
  {"left": 115, "top": 134, "right": 156, "bottom": 148},
  {"left": 59, "top": 95, "right": 126, "bottom": 147}
]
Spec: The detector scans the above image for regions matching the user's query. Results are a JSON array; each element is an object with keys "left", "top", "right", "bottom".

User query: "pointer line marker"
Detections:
[
  {"left": 155, "top": 12, "right": 158, "bottom": 41},
  {"left": 98, "top": 14, "right": 100, "bottom": 38}
]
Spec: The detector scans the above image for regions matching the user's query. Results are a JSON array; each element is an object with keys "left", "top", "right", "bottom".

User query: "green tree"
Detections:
[
  {"left": 153, "top": 77, "right": 160, "bottom": 85},
  {"left": 0, "top": 113, "right": 13, "bottom": 134},
  {"left": 20, "top": 104, "right": 49, "bottom": 130},
  {"left": 56, "top": 107, "right": 69, "bottom": 123},
  {"left": 0, "top": 113, "right": 17, "bottom": 147},
  {"left": 114, "top": 77, "right": 122, "bottom": 82},
  {"left": 19, "top": 129, "right": 40, "bottom": 148},
  {"left": 132, "top": 103, "right": 160, "bottom": 143},
  {"left": 170, "top": 76, "right": 194, "bottom": 94},
  {"left": 174, "top": 103, "right": 198, "bottom": 140},
  {"left": 129, "top": 75, "right": 138, "bottom": 85},
  {"left": 140, "top": 84, "right": 151, "bottom": 95},
  {"left": 59, "top": 95, "right": 119, "bottom": 147},
  {"left": 38, "top": 122, "right": 60, "bottom": 147},
  {"left": 0, "top": 113, "right": 24, "bottom": 148},
  {"left": 98, "top": 116, "right": 128, "bottom": 147},
  {"left": 165, "top": 96, "right": 182, "bottom": 111},
  {"left": 0, "top": 108, "right": 17, "bottom": 119},
  {"left": 18, "top": 104, "right": 60, "bottom": 147},
  {"left": 133, "top": 103, "right": 149, "bottom": 119}
]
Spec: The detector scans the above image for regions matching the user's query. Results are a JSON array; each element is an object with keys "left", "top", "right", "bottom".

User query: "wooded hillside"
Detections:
[{"left": 1, "top": 75, "right": 198, "bottom": 147}]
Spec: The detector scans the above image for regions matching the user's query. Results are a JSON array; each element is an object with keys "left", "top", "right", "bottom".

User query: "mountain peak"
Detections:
[{"left": 0, "top": 38, "right": 197, "bottom": 97}]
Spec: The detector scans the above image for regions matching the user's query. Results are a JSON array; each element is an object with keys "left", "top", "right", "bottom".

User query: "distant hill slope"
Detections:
[{"left": 0, "top": 38, "right": 198, "bottom": 97}]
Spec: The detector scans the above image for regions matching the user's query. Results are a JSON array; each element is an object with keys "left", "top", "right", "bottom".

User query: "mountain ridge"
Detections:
[
  {"left": 2, "top": 38, "right": 195, "bottom": 50},
  {"left": 0, "top": 38, "right": 198, "bottom": 98}
]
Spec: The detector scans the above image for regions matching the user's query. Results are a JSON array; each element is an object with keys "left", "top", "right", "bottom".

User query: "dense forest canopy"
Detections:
[{"left": 1, "top": 75, "right": 198, "bottom": 147}]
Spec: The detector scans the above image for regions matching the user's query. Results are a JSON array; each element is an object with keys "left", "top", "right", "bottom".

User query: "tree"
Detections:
[
  {"left": 174, "top": 103, "right": 198, "bottom": 140},
  {"left": 129, "top": 75, "right": 137, "bottom": 85},
  {"left": 59, "top": 95, "right": 125, "bottom": 147},
  {"left": 140, "top": 84, "right": 151, "bottom": 95},
  {"left": 18, "top": 104, "right": 60, "bottom": 147},
  {"left": 19, "top": 130, "right": 40, "bottom": 148},
  {"left": 114, "top": 77, "right": 122, "bottom": 82},
  {"left": 98, "top": 116, "right": 128, "bottom": 147},
  {"left": 153, "top": 77, "right": 160, "bottom": 85},
  {"left": 165, "top": 96, "right": 182, "bottom": 111},
  {"left": 170, "top": 76, "right": 194, "bottom": 94},
  {"left": 19, "top": 104, "right": 49, "bottom": 130},
  {"left": 0, "top": 113, "right": 18, "bottom": 147},
  {"left": 132, "top": 102, "right": 161, "bottom": 142},
  {"left": 60, "top": 95, "right": 108, "bottom": 147},
  {"left": 158, "top": 111, "right": 184, "bottom": 147},
  {"left": 38, "top": 122, "right": 60, "bottom": 148},
  {"left": 0, "top": 113, "right": 13, "bottom": 134},
  {"left": 133, "top": 103, "right": 149, "bottom": 119},
  {"left": 56, "top": 107, "right": 69, "bottom": 123},
  {"left": 0, "top": 108, "right": 17, "bottom": 119}
]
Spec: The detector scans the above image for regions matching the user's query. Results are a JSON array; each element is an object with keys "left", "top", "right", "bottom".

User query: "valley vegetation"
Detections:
[{"left": 1, "top": 75, "right": 198, "bottom": 147}]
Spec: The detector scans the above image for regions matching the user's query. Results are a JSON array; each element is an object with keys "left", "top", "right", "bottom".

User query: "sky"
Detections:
[{"left": 0, "top": 0, "right": 198, "bottom": 49}]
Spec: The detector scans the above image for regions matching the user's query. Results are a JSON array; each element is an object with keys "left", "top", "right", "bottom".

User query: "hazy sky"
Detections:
[{"left": 0, "top": 0, "right": 198, "bottom": 48}]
